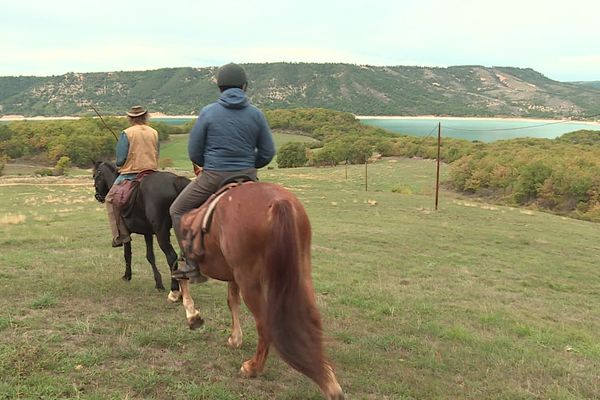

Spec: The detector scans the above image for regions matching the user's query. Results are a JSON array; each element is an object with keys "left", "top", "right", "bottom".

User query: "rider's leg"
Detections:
[
  {"left": 169, "top": 172, "right": 221, "bottom": 280},
  {"left": 106, "top": 185, "right": 131, "bottom": 247}
]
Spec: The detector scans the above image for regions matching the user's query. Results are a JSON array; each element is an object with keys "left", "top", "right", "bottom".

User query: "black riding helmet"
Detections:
[{"left": 216, "top": 63, "right": 247, "bottom": 89}]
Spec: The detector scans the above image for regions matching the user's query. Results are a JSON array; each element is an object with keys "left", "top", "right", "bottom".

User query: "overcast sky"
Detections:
[{"left": 1, "top": 0, "right": 599, "bottom": 82}]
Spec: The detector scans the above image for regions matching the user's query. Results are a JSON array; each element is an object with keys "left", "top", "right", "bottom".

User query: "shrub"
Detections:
[
  {"left": 0, "top": 156, "right": 6, "bottom": 176},
  {"left": 513, "top": 161, "right": 552, "bottom": 204},
  {"left": 277, "top": 142, "right": 308, "bottom": 168},
  {"left": 53, "top": 156, "right": 71, "bottom": 176},
  {"left": 160, "top": 158, "right": 174, "bottom": 169},
  {"left": 35, "top": 168, "right": 53, "bottom": 176}
]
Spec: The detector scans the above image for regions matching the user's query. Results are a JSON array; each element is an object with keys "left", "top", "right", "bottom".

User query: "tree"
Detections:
[
  {"left": 514, "top": 160, "right": 552, "bottom": 204},
  {"left": 277, "top": 142, "right": 308, "bottom": 168}
]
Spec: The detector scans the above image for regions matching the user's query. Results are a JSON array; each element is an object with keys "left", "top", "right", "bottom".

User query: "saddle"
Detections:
[{"left": 181, "top": 175, "right": 255, "bottom": 261}]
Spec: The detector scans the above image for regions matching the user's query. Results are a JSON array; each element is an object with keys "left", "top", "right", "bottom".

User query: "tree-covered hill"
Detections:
[
  {"left": 1, "top": 63, "right": 599, "bottom": 118},
  {"left": 572, "top": 80, "right": 600, "bottom": 90}
]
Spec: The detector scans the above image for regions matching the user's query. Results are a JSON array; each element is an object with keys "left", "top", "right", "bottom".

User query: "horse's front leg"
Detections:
[
  {"left": 178, "top": 279, "right": 203, "bottom": 329},
  {"left": 154, "top": 228, "right": 181, "bottom": 302},
  {"left": 143, "top": 234, "right": 164, "bottom": 290},
  {"left": 227, "top": 281, "right": 243, "bottom": 348},
  {"left": 122, "top": 241, "right": 132, "bottom": 281}
]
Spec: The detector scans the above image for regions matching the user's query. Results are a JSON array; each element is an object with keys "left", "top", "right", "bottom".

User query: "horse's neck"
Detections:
[{"left": 104, "top": 165, "right": 118, "bottom": 187}]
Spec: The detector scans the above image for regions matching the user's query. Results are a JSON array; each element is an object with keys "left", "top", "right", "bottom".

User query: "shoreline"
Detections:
[
  {"left": 1, "top": 114, "right": 598, "bottom": 126},
  {"left": 355, "top": 115, "right": 600, "bottom": 125}
]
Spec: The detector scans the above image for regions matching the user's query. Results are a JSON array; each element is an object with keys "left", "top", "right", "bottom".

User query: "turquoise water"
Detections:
[
  {"left": 151, "top": 117, "right": 195, "bottom": 125},
  {"left": 360, "top": 118, "right": 600, "bottom": 142}
]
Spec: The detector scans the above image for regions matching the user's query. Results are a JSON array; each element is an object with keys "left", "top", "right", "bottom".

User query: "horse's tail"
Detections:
[{"left": 264, "top": 199, "right": 331, "bottom": 389}]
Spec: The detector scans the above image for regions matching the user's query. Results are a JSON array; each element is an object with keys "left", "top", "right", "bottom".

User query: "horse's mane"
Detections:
[
  {"left": 93, "top": 160, "right": 117, "bottom": 173},
  {"left": 102, "top": 161, "right": 118, "bottom": 173}
]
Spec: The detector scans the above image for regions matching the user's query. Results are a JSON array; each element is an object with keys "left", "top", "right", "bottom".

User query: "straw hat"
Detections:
[{"left": 126, "top": 105, "right": 147, "bottom": 117}]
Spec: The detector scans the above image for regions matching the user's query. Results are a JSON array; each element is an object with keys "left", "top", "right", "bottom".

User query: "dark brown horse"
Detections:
[
  {"left": 92, "top": 161, "right": 189, "bottom": 295},
  {"left": 177, "top": 182, "right": 344, "bottom": 399}
]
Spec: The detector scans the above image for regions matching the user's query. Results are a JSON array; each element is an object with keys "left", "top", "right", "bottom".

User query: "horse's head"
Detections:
[{"left": 92, "top": 161, "right": 117, "bottom": 203}]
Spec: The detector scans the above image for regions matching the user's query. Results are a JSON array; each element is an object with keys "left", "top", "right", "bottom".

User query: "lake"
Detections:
[
  {"left": 150, "top": 117, "right": 196, "bottom": 125},
  {"left": 359, "top": 117, "right": 600, "bottom": 142}
]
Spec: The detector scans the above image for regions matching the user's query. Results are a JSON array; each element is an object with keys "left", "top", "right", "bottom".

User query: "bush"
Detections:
[
  {"left": 513, "top": 161, "right": 552, "bottom": 204},
  {"left": 160, "top": 158, "right": 174, "bottom": 169},
  {"left": 310, "top": 146, "right": 340, "bottom": 167},
  {"left": 53, "top": 156, "right": 71, "bottom": 176},
  {"left": 0, "top": 156, "right": 6, "bottom": 176},
  {"left": 277, "top": 142, "right": 308, "bottom": 168},
  {"left": 35, "top": 168, "right": 53, "bottom": 176}
]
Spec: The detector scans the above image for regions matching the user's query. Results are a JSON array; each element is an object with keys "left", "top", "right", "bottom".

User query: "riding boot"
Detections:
[
  {"left": 107, "top": 203, "right": 131, "bottom": 247},
  {"left": 171, "top": 256, "right": 208, "bottom": 283}
]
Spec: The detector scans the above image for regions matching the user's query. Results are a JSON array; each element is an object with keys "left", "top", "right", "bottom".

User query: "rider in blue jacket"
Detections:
[{"left": 170, "top": 63, "right": 275, "bottom": 280}]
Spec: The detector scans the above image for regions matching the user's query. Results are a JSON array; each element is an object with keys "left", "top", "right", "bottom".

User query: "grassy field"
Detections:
[{"left": 1, "top": 138, "right": 600, "bottom": 399}]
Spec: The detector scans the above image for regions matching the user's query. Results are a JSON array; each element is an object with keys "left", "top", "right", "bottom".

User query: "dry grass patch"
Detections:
[{"left": 0, "top": 213, "right": 26, "bottom": 225}]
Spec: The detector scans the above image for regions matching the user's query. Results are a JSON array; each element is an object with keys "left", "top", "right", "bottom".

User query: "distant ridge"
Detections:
[{"left": 1, "top": 63, "right": 599, "bottom": 119}]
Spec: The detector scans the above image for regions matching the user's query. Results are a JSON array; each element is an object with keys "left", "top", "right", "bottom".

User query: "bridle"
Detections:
[{"left": 93, "top": 166, "right": 108, "bottom": 203}]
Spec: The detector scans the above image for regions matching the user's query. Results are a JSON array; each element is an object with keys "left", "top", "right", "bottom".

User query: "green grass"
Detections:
[{"left": 1, "top": 152, "right": 600, "bottom": 399}]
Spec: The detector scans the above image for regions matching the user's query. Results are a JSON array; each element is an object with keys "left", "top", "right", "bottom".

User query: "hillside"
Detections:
[
  {"left": 573, "top": 80, "right": 600, "bottom": 90},
  {"left": 1, "top": 63, "right": 599, "bottom": 118}
]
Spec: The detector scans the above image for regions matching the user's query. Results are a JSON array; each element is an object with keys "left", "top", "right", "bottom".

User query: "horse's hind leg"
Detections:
[
  {"left": 123, "top": 241, "right": 132, "bottom": 281},
  {"left": 144, "top": 234, "right": 164, "bottom": 290},
  {"left": 238, "top": 284, "right": 270, "bottom": 378},
  {"left": 227, "top": 281, "right": 243, "bottom": 348},
  {"left": 179, "top": 279, "right": 204, "bottom": 329}
]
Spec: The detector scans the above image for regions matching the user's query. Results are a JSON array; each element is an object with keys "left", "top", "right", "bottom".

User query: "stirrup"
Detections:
[
  {"left": 112, "top": 235, "right": 131, "bottom": 247},
  {"left": 171, "top": 258, "right": 206, "bottom": 282}
]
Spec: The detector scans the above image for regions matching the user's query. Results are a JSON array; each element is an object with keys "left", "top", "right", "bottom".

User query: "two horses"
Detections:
[{"left": 92, "top": 162, "right": 344, "bottom": 400}]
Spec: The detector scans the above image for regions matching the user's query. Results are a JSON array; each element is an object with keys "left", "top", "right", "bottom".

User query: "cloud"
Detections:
[{"left": 1, "top": 44, "right": 196, "bottom": 75}]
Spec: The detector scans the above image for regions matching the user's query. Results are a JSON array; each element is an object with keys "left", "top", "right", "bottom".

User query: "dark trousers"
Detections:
[{"left": 169, "top": 168, "right": 257, "bottom": 250}]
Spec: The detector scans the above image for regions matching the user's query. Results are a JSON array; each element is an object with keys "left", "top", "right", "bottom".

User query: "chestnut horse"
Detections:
[{"left": 177, "top": 182, "right": 344, "bottom": 400}]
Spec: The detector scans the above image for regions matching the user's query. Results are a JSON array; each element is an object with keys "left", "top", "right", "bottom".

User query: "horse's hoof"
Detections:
[
  {"left": 167, "top": 290, "right": 182, "bottom": 303},
  {"left": 156, "top": 285, "right": 165, "bottom": 291},
  {"left": 122, "top": 275, "right": 131, "bottom": 282},
  {"left": 167, "top": 291, "right": 182, "bottom": 303},
  {"left": 187, "top": 315, "right": 204, "bottom": 330},
  {"left": 228, "top": 336, "right": 243, "bottom": 348},
  {"left": 323, "top": 386, "right": 345, "bottom": 400},
  {"left": 240, "top": 361, "right": 258, "bottom": 378}
]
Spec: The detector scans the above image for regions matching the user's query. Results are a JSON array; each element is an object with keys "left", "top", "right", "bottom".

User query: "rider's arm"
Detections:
[
  {"left": 188, "top": 112, "right": 207, "bottom": 167},
  {"left": 254, "top": 112, "right": 275, "bottom": 168},
  {"left": 115, "top": 131, "right": 129, "bottom": 167}
]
